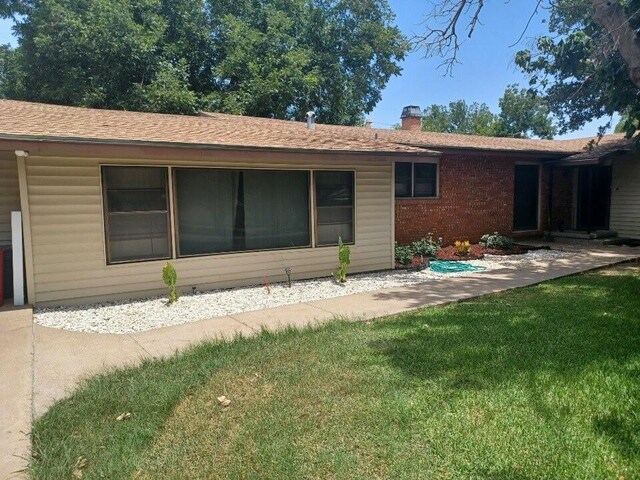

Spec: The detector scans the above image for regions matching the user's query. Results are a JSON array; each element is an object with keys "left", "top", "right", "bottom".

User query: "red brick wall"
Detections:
[{"left": 395, "top": 153, "right": 549, "bottom": 245}]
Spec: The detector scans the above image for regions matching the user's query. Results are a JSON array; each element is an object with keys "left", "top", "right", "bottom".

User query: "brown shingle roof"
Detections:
[
  {"left": 371, "top": 127, "right": 629, "bottom": 155},
  {"left": 555, "top": 135, "right": 636, "bottom": 163},
  {"left": 0, "top": 100, "right": 631, "bottom": 157},
  {"left": 0, "top": 100, "right": 433, "bottom": 155}
]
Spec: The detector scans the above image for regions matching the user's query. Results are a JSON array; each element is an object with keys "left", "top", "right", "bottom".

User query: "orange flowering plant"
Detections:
[{"left": 454, "top": 240, "right": 471, "bottom": 257}]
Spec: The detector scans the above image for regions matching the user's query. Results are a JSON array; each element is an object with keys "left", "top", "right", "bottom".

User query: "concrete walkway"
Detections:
[
  {"left": 2, "top": 244, "right": 639, "bottom": 479},
  {"left": 0, "top": 303, "right": 32, "bottom": 480}
]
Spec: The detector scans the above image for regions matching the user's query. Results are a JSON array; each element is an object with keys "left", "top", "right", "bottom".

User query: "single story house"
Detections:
[{"left": 0, "top": 100, "right": 637, "bottom": 306}]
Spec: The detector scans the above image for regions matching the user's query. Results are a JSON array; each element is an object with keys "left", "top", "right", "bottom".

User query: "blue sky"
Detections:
[
  {"left": 370, "top": 0, "right": 617, "bottom": 139},
  {"left": 0, "top": 4, "right": 617, "bottom": 139}
]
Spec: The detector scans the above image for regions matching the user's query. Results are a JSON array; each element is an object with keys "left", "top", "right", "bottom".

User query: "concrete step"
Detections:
[
  {"left": 602, "top": 237, "right": 640, "bottom": 247},
  {"left": 548, "top": 230, "right": 618, "bottom": 240}
]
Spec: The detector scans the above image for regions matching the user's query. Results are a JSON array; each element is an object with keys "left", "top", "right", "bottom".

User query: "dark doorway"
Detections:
[
  {"left": 513, "top": 164, "right": 540, "bottom": 231},
  {"left": 577, "top": 165, "right": 611, "bottom": 232}
]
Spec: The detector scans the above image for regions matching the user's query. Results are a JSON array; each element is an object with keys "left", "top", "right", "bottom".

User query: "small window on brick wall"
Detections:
[{"left": 395, "top": 161, "right": 438, "bottom": 198}]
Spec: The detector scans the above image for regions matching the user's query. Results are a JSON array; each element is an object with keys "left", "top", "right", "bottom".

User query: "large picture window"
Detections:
[
  {"left": 102, "top": 166, "right": 171, "bottom": 263},
  {"left": 314, "top": 171, "right": 354, "bottom": 246},
  {"left": 175, "top": 168, "right": 311, "bottom": 256},
  {"left": 395, "top": 161, "right": 438, "bottom": 198}
]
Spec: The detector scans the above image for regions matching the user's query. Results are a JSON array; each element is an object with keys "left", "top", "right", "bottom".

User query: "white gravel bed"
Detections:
[{"left": 34, "top": 249, "right": 571, "bottom": 334}]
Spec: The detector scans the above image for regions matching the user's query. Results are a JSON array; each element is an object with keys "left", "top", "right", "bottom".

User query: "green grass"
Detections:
[{"left": 30, "top": 266, "right": 640, "bottom": 479}]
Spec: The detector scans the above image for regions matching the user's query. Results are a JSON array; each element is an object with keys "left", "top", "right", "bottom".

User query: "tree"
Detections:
[
  {"left": 0, "top": 0, "right": 408, "bottom": 124},
  {"left": 415, "top": 0, "right": 640, "bottom": 137},
  {"left": 495, "top": 85, "right": 556, "bottom": 139},
  {"left": 420, "top": 86, "right": 556, "bottom": 139},
  {"left": 204, "top": 0, "right": 409, "bottom": 124},
  {"left": 421, "top": 100, "right": 499, "bottom": 135}
]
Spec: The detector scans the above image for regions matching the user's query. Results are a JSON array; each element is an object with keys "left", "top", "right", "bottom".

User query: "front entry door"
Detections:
[
  {"left": 513, "top": 164, "right": 540, "bottom": 231},
  {"left": 577, "top": 166, "right": 611, "bottom": 232}
]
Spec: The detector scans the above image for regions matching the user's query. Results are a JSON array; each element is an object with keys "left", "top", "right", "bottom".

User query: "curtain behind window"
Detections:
[
  {"left": 176, "top": 168, "right": 310, "bottom": 256},
  {"left": 176, "top": 169, "right": 237, "bottom": 256},
  {"left": 244, "top": 170, "right": 310, "bottom": 250}
]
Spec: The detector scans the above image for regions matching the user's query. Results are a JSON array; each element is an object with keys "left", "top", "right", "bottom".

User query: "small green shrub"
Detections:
[
  {"left": 395, "top": 242, "right": 414, "bottom": 266},
  {"left": 334, "top": 236, "right": 351, "bottom": 283},
  {"left": 162, "top": 262, "right": 179, "bottom": 304},
  {"left": 411, "top": 233, "right": 442, "bottom": 259},
  {"left": 480, "top": 232, "right": 514, "bottom": 250}
]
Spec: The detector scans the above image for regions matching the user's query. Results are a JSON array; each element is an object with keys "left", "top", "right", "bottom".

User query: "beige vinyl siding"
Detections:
[
  {"left": 610, "top": 155, "right": 640, "bottom": 239},
  {"left": 25, "top": 151, "right": 394, "bottom": 306},
  {"left": 0, "top": 151, "right": 20, "bottom": 246}
]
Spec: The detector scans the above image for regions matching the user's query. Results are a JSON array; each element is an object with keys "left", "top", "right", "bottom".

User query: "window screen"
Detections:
[
  {"left": 394, "top": 162, "right": 438, "bottom": 198},
  {"left": 395, "top": 162, "right": 412, "bottom": 197},
  {"left": 175, "top": 168, "right": 310, "bottom": 256},
  {"left": 102, "top": 166, "right": 170, "bottom": 263},
  {"left": 414, "top": 163, "right": 437, "bottom": 197},
  {"left": 315, "top": 171, "right": 354, "bottom": 246}
]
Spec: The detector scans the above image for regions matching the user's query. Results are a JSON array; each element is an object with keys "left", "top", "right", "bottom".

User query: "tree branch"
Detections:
[
  {"left": 413, "top": 0, "right": 485, "bottom": 74},
  {"left": 592, "top": 0, "right": 640, "bottom": 88}
]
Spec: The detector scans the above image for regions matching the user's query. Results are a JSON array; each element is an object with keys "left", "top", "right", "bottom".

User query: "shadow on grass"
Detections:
[
  {"left": 370, "top": 272, "right": 640, "bottom": 458},
  {"left": 31, "top": 270, "right": 640, "bottom": 478},
  {"left": 372, "top": 273, "right": 640, "bottom": 386},
  {"left": 593, "top": 410, "right": 640, "bottom": 461}
]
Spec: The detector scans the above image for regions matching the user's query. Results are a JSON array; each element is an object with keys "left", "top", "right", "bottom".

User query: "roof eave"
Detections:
[
  {"left": 0, "top": 134, "right": 441, "bottom": 157},
  {"left": 397, "top": 143, "right": 573, "bottom": 158}
]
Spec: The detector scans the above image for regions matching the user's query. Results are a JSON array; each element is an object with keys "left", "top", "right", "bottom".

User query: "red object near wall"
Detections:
[{"left": 0, "top": 248, "right": 4, "bottom": 307}]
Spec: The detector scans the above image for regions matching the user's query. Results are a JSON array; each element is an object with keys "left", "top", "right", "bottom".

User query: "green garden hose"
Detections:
[{"left": 429, "top": 260, "right": 487, "bottom": 274}]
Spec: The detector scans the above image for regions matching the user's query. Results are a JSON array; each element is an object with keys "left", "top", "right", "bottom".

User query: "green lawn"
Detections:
[{"left": 31, "top": 266, "right": 640, "bottom": 479}]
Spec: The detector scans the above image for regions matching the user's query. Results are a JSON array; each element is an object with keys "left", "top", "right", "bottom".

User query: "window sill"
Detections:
[
  {"left": 395, "top": 196, "right": 440, "bottom": 201},
  {"left": 104, "top": 242, "right": 356, "bottom": 268}
]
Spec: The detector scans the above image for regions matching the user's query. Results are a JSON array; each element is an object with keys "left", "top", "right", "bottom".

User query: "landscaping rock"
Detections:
[{"left": 34, "top": 250, "right": 571, "bottom": 335}]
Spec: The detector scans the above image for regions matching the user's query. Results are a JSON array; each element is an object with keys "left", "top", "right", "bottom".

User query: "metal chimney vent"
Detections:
[
  {"left": 401, "top": 105, "right": 422, "bottom": 118},
  {"left": 306, "top": 111, "right": 317, "bottom": 130}
]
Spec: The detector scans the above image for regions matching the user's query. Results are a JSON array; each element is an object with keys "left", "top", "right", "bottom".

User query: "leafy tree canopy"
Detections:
[
  {"left": 421, "top": 85, "right": 556, "bottom": 139},
  {"left": 415, "top": 0, "right": 640, "bottom": 138},
  {"left": 515, "top": 0, "right": 640, "bottom": 137},
  {"left": 0, "top": 0, "right": 408, "bottom": 124},
  {"left": 422, "top": 100, "right": 497, "bottom": 136}
]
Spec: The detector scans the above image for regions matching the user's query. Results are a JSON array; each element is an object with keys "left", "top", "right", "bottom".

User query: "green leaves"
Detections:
[
  {"left": 0, "top": 0, "right": 407, "bottom": 123},
  {"left": 514, "top": 0, "right": 640, "bottom": 136},
  {"left": 205, "top": 0, "right": 408, "bottom": 124},
  {"left": 421, "top": 90, "right": 556, "bottom": 139},
  {"left": 495, "top": 85, "right": 556, "bottom": 140},
  {"left": 131, "top": 61, "right": 199, "bottom": 115},
  {"left": 422, "top": 100, "right": 499, "bottom": 136},
  {"left": 162, "top": 262, "right": 179, "bottom": 304},
  {"left": 334, "top": 236, "right": 351, "bottom": 283}
]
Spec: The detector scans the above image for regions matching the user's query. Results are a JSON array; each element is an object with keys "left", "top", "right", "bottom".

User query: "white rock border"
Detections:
[{"left": 34, "top": 249, "right": 570, "bottom": 334}]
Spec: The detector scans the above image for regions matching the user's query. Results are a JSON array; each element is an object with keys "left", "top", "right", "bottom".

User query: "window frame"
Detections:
[
  {"left": 172, "top": 166, "right": 313, "bottom": 258},
  {"left": 394, "top": 160, "right": 439, "bottom": 199},
  {"left": 313, "top": 169, "right": 356, "bottom": 247},
  {"left": 100, "top": 164, "right": 358, "bottom": 266},
  {"left": 101, "top": 165, "right": 173, "bottom": 265}
]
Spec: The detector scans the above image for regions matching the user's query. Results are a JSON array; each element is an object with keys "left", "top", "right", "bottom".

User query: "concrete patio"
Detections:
[{"left": 1, "top": 243, "right": 639, "bottom": 479}]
